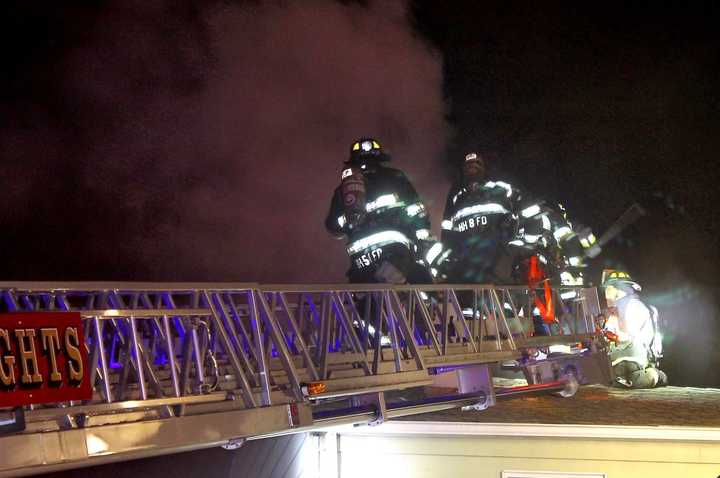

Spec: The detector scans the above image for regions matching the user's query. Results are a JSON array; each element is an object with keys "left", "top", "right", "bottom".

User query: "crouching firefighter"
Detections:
[
  {"left": 325, "top": 138, "right": 436, "bottom": 284},
  {"left": 601, "top": 269, "right": 667, "bottom": 388}
]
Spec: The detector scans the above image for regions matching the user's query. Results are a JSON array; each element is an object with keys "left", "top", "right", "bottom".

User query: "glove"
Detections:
[{"left": 603, "top": 330, "right": 620, "bottom": 343}]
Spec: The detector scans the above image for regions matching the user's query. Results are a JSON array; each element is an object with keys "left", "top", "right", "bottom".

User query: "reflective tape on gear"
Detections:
[
  {"left": 521, "top": 204, "right": 541, "bottom": 218},
  {"left": 553, "top": 225, "right": 573, "bottom": 240},
  {"left": 425, "top": 242, "right": 443, "bottom": 264},
  {"left": 452, "top": 203, "right": 509, "bottom": 222},
  {"left": 365, "top": 194, "right": 398, "bottom": 212},
  {"left": 406, "top": 203, "right": 425, "bottom": 217},
  {"left": 346, "top": 231, "right": 411, "bottom": 255}
]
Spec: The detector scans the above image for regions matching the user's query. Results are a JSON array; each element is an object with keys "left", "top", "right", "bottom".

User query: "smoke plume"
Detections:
[{"left": 0, "top": 1, "right": 448, "bottom": 283}]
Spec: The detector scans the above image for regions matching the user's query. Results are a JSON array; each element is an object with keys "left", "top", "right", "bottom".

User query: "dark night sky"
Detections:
[
  {"left": 411, "top": 2, "right": 720, "bottom": 386},
  {"left": 415, "top": 2, "right": 720, "bottom": 232},
  {"left": 1, "top": 1, "right": 719, "bottom": 385}
]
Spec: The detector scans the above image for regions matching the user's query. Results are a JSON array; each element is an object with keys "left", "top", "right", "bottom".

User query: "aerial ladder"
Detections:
[{"left": 0, "top": 282, "right": 611, "bottom": 476}]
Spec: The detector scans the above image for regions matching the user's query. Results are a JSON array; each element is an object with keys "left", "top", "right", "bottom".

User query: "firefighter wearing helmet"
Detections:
[
  {"left": 325, "top": 138, "right": 436, "bottom": 284},
  {"left": 601, "top": 269, "right": 667, "bottom": 388},
  {"left": 437, "top": 152, "right": 539, "bottom": 284},
  {"left": 519, "top": 202, "right": 599, "bottom": 287}
]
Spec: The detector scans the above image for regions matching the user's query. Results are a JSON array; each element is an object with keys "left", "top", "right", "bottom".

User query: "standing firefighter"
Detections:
[
  {"left": 325, "top": 138, "right": 435, "bottom": 284},
  {"left": 601, "top": 269, "right": 667, "bottom": 388},
  {"left": 438, "top": 152, "right": 536, "bottom": 284}
]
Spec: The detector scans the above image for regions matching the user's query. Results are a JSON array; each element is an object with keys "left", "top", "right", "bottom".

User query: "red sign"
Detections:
[{"left": 0, "top": 312, "right": 92, "bottom": 407}]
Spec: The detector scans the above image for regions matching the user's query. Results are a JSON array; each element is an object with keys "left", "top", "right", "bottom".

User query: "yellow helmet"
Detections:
[
  {"left": 601, "top": 269, "right": 641, "bottom": 291},
  {"left": 348, "top": 137, "right": 389, "bottom": 164}
]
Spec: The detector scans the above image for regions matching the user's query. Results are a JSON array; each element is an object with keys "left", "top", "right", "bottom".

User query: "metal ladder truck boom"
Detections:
[{"left": 0, "top": 281, "right": 611, "bottom": 476}]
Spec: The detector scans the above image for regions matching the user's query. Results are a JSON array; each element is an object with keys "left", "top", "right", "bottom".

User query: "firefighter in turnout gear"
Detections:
[
  {"left": 521, "top": 202, "right": 598, "bottom": 286},
  {"left": 514, "top": 202, "right": 599, "bottom": 335},
  {"left": 325, "top": 138, "right": 435, "bottom": 284},
  {"left": 438, "top": 152, "right": 536, "bottom": 284},
  {"left": 601, "top": 270, "right": 667, "bottom": 389},
  {"left": 548, "top": 204, "right": 595, "bottom": 286}
]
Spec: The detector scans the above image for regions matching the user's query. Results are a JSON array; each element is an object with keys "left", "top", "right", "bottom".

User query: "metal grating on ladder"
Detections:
[{"left": 0, "top": 281, "right": 604, "bottom": 476}]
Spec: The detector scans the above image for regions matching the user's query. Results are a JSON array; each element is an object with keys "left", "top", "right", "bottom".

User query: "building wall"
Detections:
[
  {"left": 39, "top": 425, "right": 720, "bottom": 478},
  {"left": 337, "top": 433, "right": 720, "bottom": 478},
  {"left": 47, "top": 433, "right": 312, "bottom": 478}
]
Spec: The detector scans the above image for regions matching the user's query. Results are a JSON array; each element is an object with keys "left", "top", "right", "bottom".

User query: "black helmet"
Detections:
[{"left": 347, "top": 137, "right": 389, "bottom": 164}]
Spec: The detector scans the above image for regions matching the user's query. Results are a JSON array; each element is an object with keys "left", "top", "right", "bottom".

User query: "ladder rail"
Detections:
[{"left": 0, "top": 282, "right": 599, "bottom": 425}]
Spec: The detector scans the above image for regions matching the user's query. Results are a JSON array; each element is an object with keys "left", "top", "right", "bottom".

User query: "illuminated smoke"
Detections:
[
  {"left": 0, "top": 1, "right": 448, "bottom": 282},
  {"left": 631, "top": 222, "right": 720, "bottom": 387},
  {"left": 601, "top": 201, "right": 720, "bottom": 387}
]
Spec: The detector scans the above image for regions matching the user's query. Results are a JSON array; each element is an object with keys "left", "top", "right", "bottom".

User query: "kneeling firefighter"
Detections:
[
  {"left": 325, "top": 138, "right": 436, "bottom": 284},
  {"left": 601, "top": 270, "right": 667, "bottom": 388}
]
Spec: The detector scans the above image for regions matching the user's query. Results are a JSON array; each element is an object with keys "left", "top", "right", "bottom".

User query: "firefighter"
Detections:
[
  {"left": 515, "top": 202, "right": 605, "bottom": 339},
  {"left": 550, "top": 204, "right": 593, "bottom": 286},
  {"left": 601, "top": 269, "right": 667, "bottom": 388},
  {"left": 438, "top": 152, "right": 537, "bottom": 284},
  {"left": 516, "top": 202, "right": 599, "bottom": 286},
  {"left": 325, "top": 138, "right": 435, "bottom": 284}
]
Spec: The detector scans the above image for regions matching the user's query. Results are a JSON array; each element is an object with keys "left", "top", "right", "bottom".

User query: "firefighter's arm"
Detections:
[
  {"left": 519, "top": 214, "right": 544, "bottom": 247},
  {"left": 603, "top": 314, "right": 630, "bottom": 343},
  {"left": 599, "top": 315, "right": 619, "bottom": 343},
  {"left": 562, "top": 236, "right": 586, "bottom": 269},
  {"left": 440, "top": 183, "right": 461, "bottom": 236},
  {"left": 439, "top": 192, "right": 463, "bottom": 266},
  {"left": 512, "top": 188, "right": 546, "bottom": 246},
  {"left": 393, "top": 170, "right": 432, "bottom": 232},
  {"left": 551, "top": 210, "right": 587, "bottom": 267},
  {"left": 324, "top": 187, "right": 347, "bottom": 239},
  {"left": 514, "top": 187, "right": 549, "bottom": 226},
  {"left": 624, "top": 300, "right": 652, "bottom": 341},
  {"left": 387, "top": 171, "right": 441, "bottom": 270},
  {"left": 429, "top": 185, "right": 466, "bottom": 272},
  {"left": 387, "top": 173, "right": 440, "bottom": 271}
]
